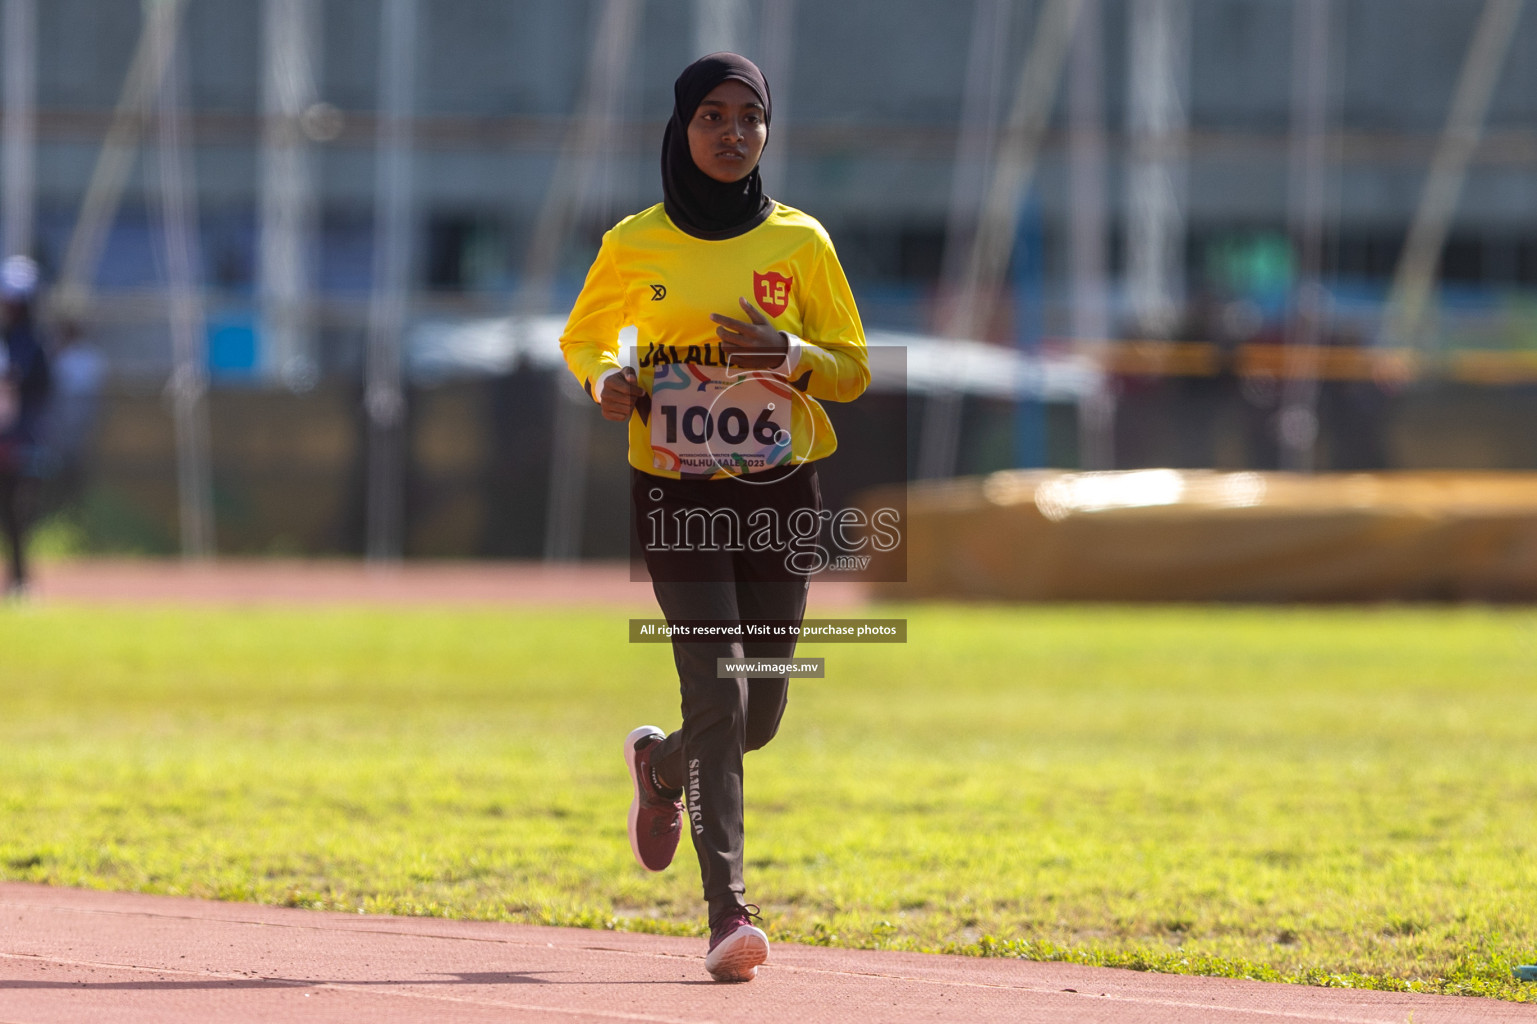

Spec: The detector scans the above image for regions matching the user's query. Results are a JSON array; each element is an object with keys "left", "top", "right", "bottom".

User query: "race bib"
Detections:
[{"left": 649, "top": 362, "right": 795, "bottom": 475}]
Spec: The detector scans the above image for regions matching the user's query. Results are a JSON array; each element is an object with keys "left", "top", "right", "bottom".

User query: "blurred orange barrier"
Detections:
[
  {"left": 863, "top": 470, "right": 1537, "bottom": 602},
  {"left": 1105, "top": 341, "right": 1221, "bottom": 377},
  {"left": 1096, "top": 340, "right": 1537, "bottom": 385},
  {"left": 1448, "top": 350, "right": 1537, "bottom": 385},
  {"left": 1235, "top": 344, "right": 1416, "bottom": 383}
]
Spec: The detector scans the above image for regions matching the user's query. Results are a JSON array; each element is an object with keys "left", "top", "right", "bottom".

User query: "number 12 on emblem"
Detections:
[{"left": 753, "top": 271, "right": 792, "bottom": 317}]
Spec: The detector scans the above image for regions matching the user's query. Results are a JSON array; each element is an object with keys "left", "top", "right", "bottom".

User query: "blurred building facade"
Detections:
[
  {"left": 18, "top": 1, "right": 1537, "bottom": 351},
  {"left": 5, "top": 0, "right": 1537, "bottom": 556}
]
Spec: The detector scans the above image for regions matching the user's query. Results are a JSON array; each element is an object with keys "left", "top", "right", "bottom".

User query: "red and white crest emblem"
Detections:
[{"left": 753, "top": 271, "right": 793, "bottom": 318}]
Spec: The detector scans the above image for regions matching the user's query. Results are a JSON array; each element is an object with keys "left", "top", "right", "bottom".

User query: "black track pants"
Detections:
[{"left": 633, "top": 465, "right": 819, "bottom": 922}]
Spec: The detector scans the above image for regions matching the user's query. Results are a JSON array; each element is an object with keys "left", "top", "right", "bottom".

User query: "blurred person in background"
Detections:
[
  {"left": 40, "top": 319, "right": 108, "bottom": 514},
  {"left": 1317, "top": 324, "right": 1392, "bottom": 470},
  {"left": 561, "top": 53, "right": 869, "bottom": 983},
  {"left": 0, "top": 255, "right": 53, "bottom": 600}
]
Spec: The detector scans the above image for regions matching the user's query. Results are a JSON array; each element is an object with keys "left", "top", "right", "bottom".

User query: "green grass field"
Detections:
[{"left": 2, "top": 602, "right": 1535, "bottom": 1001}]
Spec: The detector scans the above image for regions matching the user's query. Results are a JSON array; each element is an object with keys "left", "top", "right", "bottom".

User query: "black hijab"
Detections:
[{"left": 661, "top": 52, "right": 774, "bottom": 240}]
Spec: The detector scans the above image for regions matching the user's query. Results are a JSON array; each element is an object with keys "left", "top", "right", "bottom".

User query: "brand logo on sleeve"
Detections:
[
  {"left": 753, "top": 271, "right": 792, "bottom": 317},
  {"left": 650, "top": 284, "right": 667, "bottom": 301}
]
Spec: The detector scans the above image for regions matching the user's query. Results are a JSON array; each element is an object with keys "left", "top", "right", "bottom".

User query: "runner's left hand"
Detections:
[{"left": 713, "top": 297, "right": 788, "bottom": 370}]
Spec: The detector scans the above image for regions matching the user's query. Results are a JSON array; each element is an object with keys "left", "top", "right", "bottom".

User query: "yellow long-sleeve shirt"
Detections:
[{"left": 560, "top": 202, "right": 869, "bottom": 479}]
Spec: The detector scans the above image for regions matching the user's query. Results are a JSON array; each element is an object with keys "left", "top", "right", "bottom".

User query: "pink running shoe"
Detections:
[
  {"left": 705, "top": 906, "right": 769, "bottom": 982},
  {"left": 623, "top": 726, "right": 682, "bottom": 872}
]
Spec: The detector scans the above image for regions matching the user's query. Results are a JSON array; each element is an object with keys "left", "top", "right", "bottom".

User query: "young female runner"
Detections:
[{"left": 560, "top": 52, "right": 869, "bottom": 982}]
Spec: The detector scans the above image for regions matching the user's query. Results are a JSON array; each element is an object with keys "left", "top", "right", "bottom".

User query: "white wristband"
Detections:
[
  {"left": 778, "top": 332, "right": 804, "bottom": 375},
  {"left": 593, "top": 366, "right": 622, "bottom": 402}
]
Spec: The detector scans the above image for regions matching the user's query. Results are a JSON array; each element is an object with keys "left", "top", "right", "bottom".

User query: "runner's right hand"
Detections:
[{"left": 600, "top": 367, "right": 645, "bottom": 421}]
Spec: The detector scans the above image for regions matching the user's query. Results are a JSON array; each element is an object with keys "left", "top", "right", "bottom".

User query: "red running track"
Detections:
[{"left": 1, "top": 883, "right": 1529, "bottom": 1024}]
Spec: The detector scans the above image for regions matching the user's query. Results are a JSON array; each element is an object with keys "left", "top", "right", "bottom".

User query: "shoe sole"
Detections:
[
  {"left": 705, "top": 925, "right": 769, "bottom": 982},
  {"left": 623, "top": 725, "right": 668, "bottom": 872}
]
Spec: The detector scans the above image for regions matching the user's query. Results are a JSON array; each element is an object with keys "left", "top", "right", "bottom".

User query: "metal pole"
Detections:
[
  {"left": 258, "top": 0, "right": 320, "bottom": 390},
  {"left": 1279, "top": 0, "right": 1333, "bottom": 472},
  {"left": 1067, "top": 0, "right": 1114, "bottom": 470},
  {"left": 534, "top": 0, "right": 640, "bottom": 562},
  {"left": 938, "top": 0, "right": 1010, "bottom": 307},
  {"left": 919, "top": 0, "right": 1083, "bottom": 480},
  {"left": 694, "top": 0, "right": 746, "bottom": 56},
  {"left": 2, "top": 0, "right": 36, "bottom": 258},
  {"left": 364, "top": 0, "right": 416, "bottom": 563},
  {"left": 153, "top": 0, "right": 214, "bottom": 560},
  {"left": 1384, "top": 0, "right": 1525, "bottom": 349},
  {"left": 920, "top": 0, "right": 1011, "bottom": 482},
  {"left": 54, "top": 0, "right": 185, "bottom": 317},
  {"left": 754, "top": 0, "right": 795, "bottom": 192},
  {"left": 1124, "top": 0, "right": 1190, "bottom": 339},
  {"left": 517, "top": 0, "right": 639, "bottom": 323},
  {"left": 951, "top": 0, "right": 1083, "bottom": 342}
]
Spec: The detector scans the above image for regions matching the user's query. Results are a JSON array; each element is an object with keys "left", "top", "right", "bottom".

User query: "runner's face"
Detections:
[{"left": 687, "top": 80, "right": 767, "bottom": 184}]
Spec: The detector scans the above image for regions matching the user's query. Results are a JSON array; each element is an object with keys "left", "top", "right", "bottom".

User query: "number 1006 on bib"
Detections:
[{"left": 649, "top": 363, "right": 796, "bottom": 475}]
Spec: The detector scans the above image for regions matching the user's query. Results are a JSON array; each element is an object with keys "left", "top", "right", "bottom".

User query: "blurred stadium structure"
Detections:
[{"left": 5, "top": 0, "right": 1537, "bottom": 560}]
